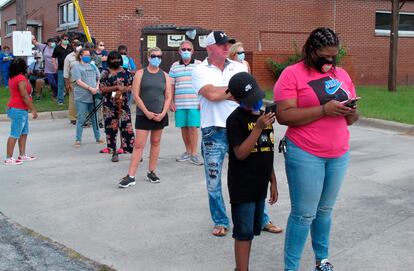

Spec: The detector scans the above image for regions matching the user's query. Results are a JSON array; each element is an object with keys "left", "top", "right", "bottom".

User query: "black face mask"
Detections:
[
  {"left": 316, "top": 57, "right": 335, "bottom": 73},
  {"left": 108, "top": 60, "right": 122, "bottom": 69}
]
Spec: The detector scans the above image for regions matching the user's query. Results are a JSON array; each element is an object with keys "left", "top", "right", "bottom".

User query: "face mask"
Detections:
[
  {"left": 316, "top": 57, "right": 334, "bottom": 73},
  {"left": 49, "top": 42, "right": 56, "bottom": 48},
  {"left": 181, "top": 51, "right": 191, "bottom": 60},
  {"left": 108, "top": 60, "right": 122, "bottom": 69},
  {"left": 121, "top": 55, "right": 129, "bottom": 69},
  {"left": 31, "top": 44, "right": 35, "bottom": 49},
  {"left": 81, "top": 56, "right": 91, "bottom": 63},
  {"left": 240, "top": 100, "right": 263, "bottom": 112},
  {"left": 149, "top": 57, "right": 161, "bottom": 67},
  {"left": 62, "top": 40, "right": 69, "bottom": 46},
  {"left": 237, "top": 53, "right": 245, "bottom": 62},
  {"left": 75, "top": 45, "right": 82, "bottom": 53},
  {"left": 98, "top": 46, "right": 104, "bottom": 50}
]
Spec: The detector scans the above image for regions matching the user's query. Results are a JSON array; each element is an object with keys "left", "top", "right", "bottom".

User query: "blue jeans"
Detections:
[
  {"left": 201, "top": 126, "right": 229, "bottom": 228},
  {"left": 231, "top": 199, "right": 265, "bottom": 241},
  {"left": 7, "top": 108, "right": 29, "bottom": 138},
  {"left": 75, "top": 101, "right": 100, "bottom": 142},
  {"left": 57, "top": 70, "right": 65, "bottom": 103},
  {"left": 284, "top": 138, "right": 350, "bottom": 271},
  {"left": 45, "top": 73, "right": 58, "bottom": 97}
]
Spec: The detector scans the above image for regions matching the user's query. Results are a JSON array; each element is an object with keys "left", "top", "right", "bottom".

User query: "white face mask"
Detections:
[{"left": 75, "top": 45, "right": 82, "bottom": 53}]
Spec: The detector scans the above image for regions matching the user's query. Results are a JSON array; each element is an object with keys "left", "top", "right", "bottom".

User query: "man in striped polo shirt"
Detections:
[{"left": 169, "top": 40, "right": 203, "bottom": 166}]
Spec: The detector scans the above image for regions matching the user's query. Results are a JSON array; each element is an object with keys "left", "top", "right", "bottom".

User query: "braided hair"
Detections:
[{"left": 302, "top": 27, "right": 339, "bottom": 69}]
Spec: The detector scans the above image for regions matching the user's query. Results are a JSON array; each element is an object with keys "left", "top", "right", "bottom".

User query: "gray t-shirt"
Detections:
[{"left": 71, "top": 63, "right": 100, "bottom": 103}]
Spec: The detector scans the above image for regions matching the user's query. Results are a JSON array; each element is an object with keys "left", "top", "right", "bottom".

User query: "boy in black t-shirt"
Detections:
[{"left": 226, "top": 72, "right": 279, "bottom": 271}]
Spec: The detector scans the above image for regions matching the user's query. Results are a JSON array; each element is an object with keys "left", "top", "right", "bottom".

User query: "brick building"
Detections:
[{"left": 1, "top": 0, "right": 414, "bottom": 88}]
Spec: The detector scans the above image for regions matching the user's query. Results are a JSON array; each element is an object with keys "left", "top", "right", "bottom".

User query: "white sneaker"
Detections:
[
  {"left": 176, "top": 152, "right": 190, "bottom": 162},
  {"left": 4, "top": 157, "right": 23, "bottom": 166},
  {"left": 18, "top": 154, "right": 37, "bottom": 161}
]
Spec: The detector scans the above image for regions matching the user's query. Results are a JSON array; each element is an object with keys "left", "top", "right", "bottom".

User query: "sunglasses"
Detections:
[
  {"left": 99, "top": 44, "right": 104, "bottom": 46},
  {"left": 150, "top": 55, "right": 162, "bottom": 59},
  {"left": 181, "top": 48, "right": 192, "bottom": 52},
  {"left": 236, "top": 51, "right": 245, "bottom": 55}
]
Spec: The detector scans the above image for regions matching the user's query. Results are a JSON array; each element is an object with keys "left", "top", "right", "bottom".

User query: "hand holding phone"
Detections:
[
  {"left": 265, "top": 103, "right": 277, "bottom": 114},
  {"left": 342, "top": 97, "right": 361, "bottom": 108}
]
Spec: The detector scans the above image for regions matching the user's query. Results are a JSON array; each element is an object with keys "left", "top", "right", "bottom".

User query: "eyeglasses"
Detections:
[
  {"left": 236, "top": 51, "right": 245, "bottom": 55},
  {"left": 99, "top": 44, "right": 104, "bottom": 46},
  {"left": 181, "top": 48, "right": 192, "bottom": 52},
  {"left": 150, "top": 55, "right": 162, "bottom": 59}
]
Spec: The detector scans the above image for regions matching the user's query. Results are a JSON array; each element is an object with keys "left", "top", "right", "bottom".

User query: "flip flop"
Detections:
[
  {"left": 212, "top": 226, "right": 228, "bottom": 237},
  {"left": 262, "top": 222, "right": 283, "bottom": 234}
]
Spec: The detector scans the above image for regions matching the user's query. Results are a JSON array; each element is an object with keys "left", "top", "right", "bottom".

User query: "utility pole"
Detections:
[
  {"left": 16, "top": 0, "right": 27, "bottom": 31},
  {"left": 388, "top": 0, "right": 406, "bottom": 92}
]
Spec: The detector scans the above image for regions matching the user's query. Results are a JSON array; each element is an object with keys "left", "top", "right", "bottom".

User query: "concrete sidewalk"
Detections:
[{"left": 1, "top": 117, "right": 413, "bottom": 271}]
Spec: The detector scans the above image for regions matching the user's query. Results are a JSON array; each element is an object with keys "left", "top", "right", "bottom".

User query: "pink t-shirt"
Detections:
[{"left": 274, "top": 61, "right": 356, "bottom": 158}]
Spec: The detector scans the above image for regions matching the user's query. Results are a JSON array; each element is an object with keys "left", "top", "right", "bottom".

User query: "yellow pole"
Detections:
[{"left": 73, "top": 0, "right": 92, "bottom": 42}]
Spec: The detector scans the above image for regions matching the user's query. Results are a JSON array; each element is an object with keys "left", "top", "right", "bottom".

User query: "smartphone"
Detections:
[
  {"left": 342, "top": 97, "right": 361, "bottom": 108},
  {"left": 265, "top": 103, "right": 277, "bottom": 113}
]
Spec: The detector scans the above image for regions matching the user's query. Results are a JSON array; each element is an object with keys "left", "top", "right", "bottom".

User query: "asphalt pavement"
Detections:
[{"left": 0, "top": 113, "right": 413, "bottom": 271}]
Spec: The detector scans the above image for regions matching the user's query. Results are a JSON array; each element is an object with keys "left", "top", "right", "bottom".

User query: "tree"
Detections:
[{"left": 388, "top": 0, "right": 407, "bottom": 92}]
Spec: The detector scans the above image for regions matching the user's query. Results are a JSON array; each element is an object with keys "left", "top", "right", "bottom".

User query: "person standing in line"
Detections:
[
  {"left": 63, "top": 39, "right": 82, "bottom": 125},
  {"left": 0, "top": 46, "right": 14, "bottom": 87},
  {"left": 229, "top": 42, "right": 251, "bottom": 73},
  {"left": 191, "top": 31, "right": 246, "bottom": 236},
  {"left": 71, "top": 48, "right": 104, "bottom": 147},
  {"left": 4, "top": 58, "right": 38, "bottom": 165},
  {"left": 32, "top": 37, "right": 59, "bottom": 100},
  {"left": 274, "top": 27, "right": 359, "bottom": 271},
  {"left": 52, "top": 33, "right": 72, "bottom": 105},
  {"left": 94, "top": 40, "right": 108, "bottom": 72},
  {"left": 118, "top": 47, "right": 172, "bottom": 187},
  {"left": 226, "top": 72, "right": 278, "bottom": 271},
  {"left": 99, "top": 51, "right": 135, "bottom": 163},
  {"left": 117, "top": 45, "right": 137, "bottom": 106},
  {"left": 169, "top": 40, "right": 203, "bottom": 166}
]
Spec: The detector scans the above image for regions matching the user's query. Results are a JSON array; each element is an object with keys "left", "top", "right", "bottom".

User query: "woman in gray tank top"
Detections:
[{"left": 118, "top": 47, "right": 172, "bottom": 188}]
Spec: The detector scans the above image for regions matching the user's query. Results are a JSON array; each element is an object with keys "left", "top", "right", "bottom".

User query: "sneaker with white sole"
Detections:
[
  {"left": 147, "top": 171, "right": 160, "bottom": 183},
  {"left": 189, "top": 154, "right": 204, "bottom": 166},
  {"left": 313, "top": 259, "right": 334, "bottom": 271},
  {"left": 4, "top": 157, "right": 23, "bottom": 166},
  {"left": 18, "top": 154, "right": 37, "bottom": 161},
  {"left": 118, "top": 175, "right": 136, "bottom": 188},
  {"left": 176, "top": 152, "right": 190, "bottom": 162}
]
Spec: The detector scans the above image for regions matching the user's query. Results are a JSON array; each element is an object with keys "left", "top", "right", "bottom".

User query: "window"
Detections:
[
  {"left": 4, "top": 20, "right": 15, "bottom": 37},
  {"left": 375, "top": 11, "right": 414, "bottom": 37},
  {"left": 59, "top": 1, "right": 78, "bottom": 28}
]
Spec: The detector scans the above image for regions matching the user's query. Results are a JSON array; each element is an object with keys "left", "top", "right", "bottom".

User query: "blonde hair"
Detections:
[
  {"left": 179, "top": 40, "right": 194, "bottom": 50},
  {"left": 147, "top": 47, "right": 162, "bottom": 57},
  {"left": 229, "top": 42, "right": 244, "bottom": 60}
]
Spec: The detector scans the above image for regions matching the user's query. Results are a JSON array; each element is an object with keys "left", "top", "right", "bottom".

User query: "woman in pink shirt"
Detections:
[{"left": 274, "top": 28, "right": 359, "bottom": 271}]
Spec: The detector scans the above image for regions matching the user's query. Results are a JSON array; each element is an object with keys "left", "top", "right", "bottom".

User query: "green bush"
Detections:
[{"left": 266, "top": 45, "right": 347, "bottom": 80}]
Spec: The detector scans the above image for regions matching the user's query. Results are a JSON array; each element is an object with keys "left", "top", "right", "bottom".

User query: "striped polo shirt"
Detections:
[{"left": 169, "top": 58, "right": 202, "bottom": 109}]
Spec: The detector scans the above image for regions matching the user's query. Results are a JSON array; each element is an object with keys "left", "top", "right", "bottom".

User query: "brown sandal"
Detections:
[
  {"left": 263, "top": 222, "right": 283, "bottom": 234},
  {"left": 212, "top": 226, "right": 228, "bottom": 237}
]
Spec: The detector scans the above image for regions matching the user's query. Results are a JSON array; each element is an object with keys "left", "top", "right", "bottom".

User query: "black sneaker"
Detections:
[
  {"left": 314, "top": 259, "right": 334, "bottom": 271},
  {"left": 118, "top": 175, "right": 136, "bottom": 188},
  {"left": 147, "top": 171, "right": 160, "bottom": 184},
  {"left": 111, "top": 153, "right": 119, "bottom": 162},
  {"left": 99, "top": 122, "right": 104, "bottom": 128}
]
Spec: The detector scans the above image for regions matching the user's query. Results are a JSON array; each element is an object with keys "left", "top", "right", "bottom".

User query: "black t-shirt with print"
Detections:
[
  {"left": 226, "top": 107, "right": 275, "bottom": 204},
  {"left": 52, "top": 45, "right": 72, "bottom": 71}
]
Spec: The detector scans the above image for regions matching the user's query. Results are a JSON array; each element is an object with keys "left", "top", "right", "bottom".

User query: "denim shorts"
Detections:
[
  {"left": 231, "top": 199, "right": 265, "bottom": 241},
  {"left": 7, "top": 107, "right": 29, "bottom": 139},
  {"left": 175, "top": 109, "right": 200, "bottom": 128}
]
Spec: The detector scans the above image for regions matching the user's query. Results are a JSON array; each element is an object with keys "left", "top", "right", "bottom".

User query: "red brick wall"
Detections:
[{"left": 1, "top": 0, "right": 414, "bottom": 86}]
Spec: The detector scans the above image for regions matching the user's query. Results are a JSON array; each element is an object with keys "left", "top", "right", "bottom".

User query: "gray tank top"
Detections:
[{"left": 136, "top": 68, "right": 166, "bottom": 116}]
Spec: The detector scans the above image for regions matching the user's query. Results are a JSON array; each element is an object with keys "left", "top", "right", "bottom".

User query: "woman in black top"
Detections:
[
  {"left": 118, "top": 47, "right": 172, "bottom": 187},
  {"left": 99, "top": 51, "right": 135, "bottom": 162}
]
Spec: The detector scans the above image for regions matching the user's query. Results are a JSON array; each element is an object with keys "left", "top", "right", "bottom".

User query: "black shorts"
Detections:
[
  {"left": 135, "top": 114, "right": 168, "bottom": 130},
  {"left": 231, "top": 199, "right": 265, "bottom": 241}
]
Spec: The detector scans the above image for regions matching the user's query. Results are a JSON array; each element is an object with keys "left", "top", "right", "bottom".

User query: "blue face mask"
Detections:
[
  {"left": 82, "top": 56, "right": 91, "bottom": 63},
  {"left": 237, "top": 53, "right": 245, "bottom": 62},
  {"left": 181, "top": 51, "right": 192, "bottom": 60},
  {"left": 240, "top": 100, "right": 263, "bottom": 112},
  {"left": 121, "top": 55, "right": 129, "bottom": 69},
  {"left": 149, "top": 57, "right": 161, "bottom": 67}
]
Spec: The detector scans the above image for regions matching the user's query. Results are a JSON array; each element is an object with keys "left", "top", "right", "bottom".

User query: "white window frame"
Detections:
[
  {"left": 375, "top": 11, "right": 414, "bottom": 38},
  {"left": 4, "top": 20, "right": 14, "bottom": 38},
  {"left": 58, "top": 1, "right": 78, "bottom": 29}
]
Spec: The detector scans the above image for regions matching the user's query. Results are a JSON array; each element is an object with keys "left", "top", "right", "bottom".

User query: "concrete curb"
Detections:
[{"left": 1, "top": 108, "right": 413, "bottom": 135}]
